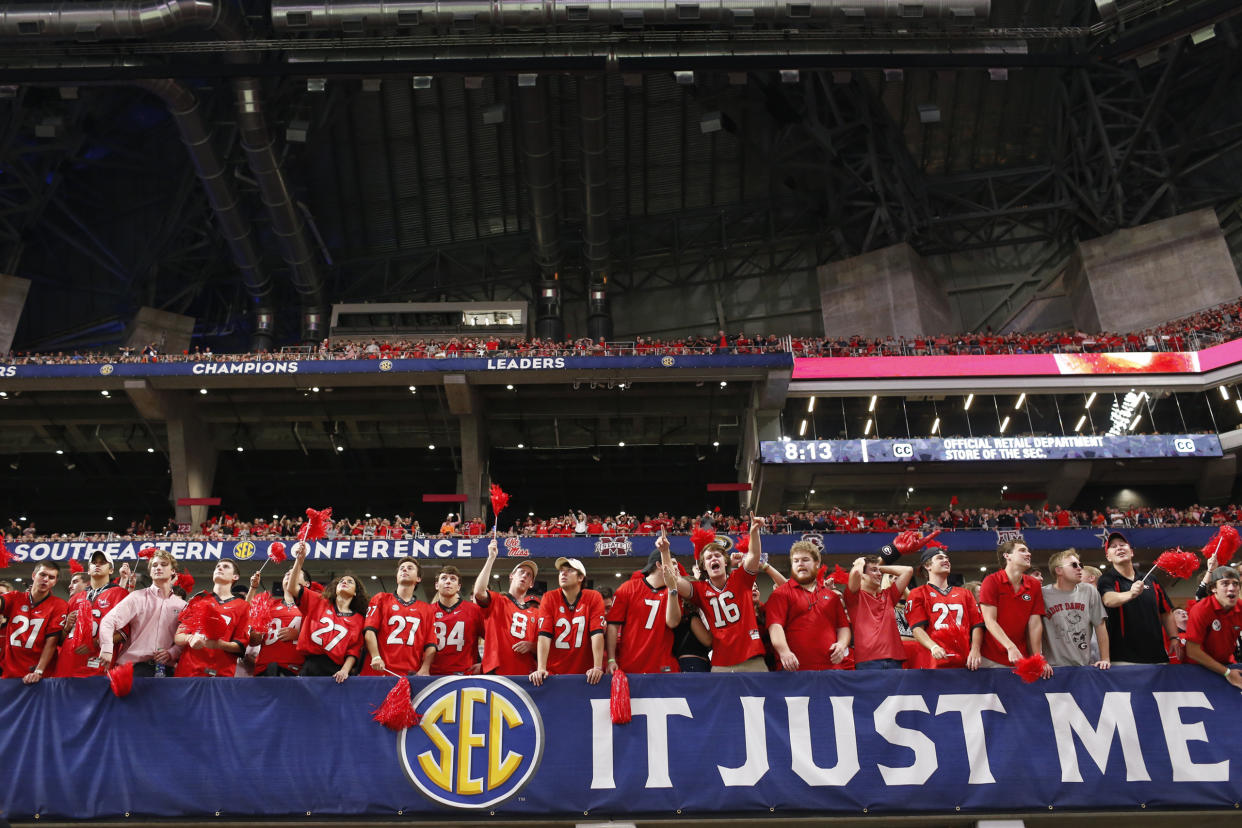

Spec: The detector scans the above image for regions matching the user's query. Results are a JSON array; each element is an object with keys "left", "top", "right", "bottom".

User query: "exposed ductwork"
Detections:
[
  {"left": 272, "top": 0, "right": 991, "bottom": 32},
  {"left": 518, "top": 81, "right": 564, "bottom": 341},
  {"left": 0, "top": 0, "right": 327, "bottom": 344},
  {"left": 577, "top": 74, "right": 611, "bottom": 341}
]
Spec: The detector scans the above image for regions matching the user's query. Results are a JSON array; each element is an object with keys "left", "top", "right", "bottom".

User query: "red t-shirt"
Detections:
[
  {"left": 1, "top": 591, "right": 68, "bottom": 679},
  {"left": 1184, "top": 594, "right": 1242, "bottom": 665},
  {"left": 296, "top": 588, "right": 365, "bottom": 666},
  {"left": 905, "top": 583, "right": 984, "bottom": 669},
  {"left": 253, "top": 599, "right": 305, "bottom": 674},
  {"left": 429, "top": 598, "right": 485, "bottom": 675},
  {"left": 480, "top": 591, "right": 539, "bottom": 676},
  {"left": 537, "top": 588, "right": 606, "bottom": 675},
  {"left": 606, "top": 577, "right": 679, "bottom": 674},
  {"left": 978, "top": 570, "right": 1046, "bottom": 664},
  {"left": 53, "top": 584, "right": 129, "bottom": 677},
  {"left": 690, "top": 568, "right": 764, "bottom": 667},
  {"left": 361, "top": 592, "right": 435, "bottom": 676},
  {"left": 764, "top": 580, "right": 851, "bottom": 671},
  {"left": 175, "top": 594, "right": 250, "bottom": 678},
  {"left": 844, "top": 583, "right": 906, "bottom": 664}
]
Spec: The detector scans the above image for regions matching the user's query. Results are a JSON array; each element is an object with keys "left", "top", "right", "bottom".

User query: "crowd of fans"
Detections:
[
  {"left": 5, "top": 502, "right": 1239, "bottom": 545},
  {"left": 2, "top": 525, "right": 1238, "bottom": 690},
  {"left": 4, "top": 297, "right": 1241, "bottom": 366}
]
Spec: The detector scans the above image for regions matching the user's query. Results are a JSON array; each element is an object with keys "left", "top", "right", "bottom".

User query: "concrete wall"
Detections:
[
  {"left": 125, "top": 307, "right": 195, "bottom": 355},
  {"left": 818, "top": 243, "right": 953, "bottom": 339},
  {"left": 0, "top": 273, "right": 30, "bottom": 355},
  {"left": 1065, "top": 209, "right": 1242, "bottom": 333}
]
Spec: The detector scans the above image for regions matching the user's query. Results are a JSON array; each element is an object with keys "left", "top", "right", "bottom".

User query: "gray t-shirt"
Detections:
[{"left": 1042, "top": 583, "right": 1106, "bottom": 667}]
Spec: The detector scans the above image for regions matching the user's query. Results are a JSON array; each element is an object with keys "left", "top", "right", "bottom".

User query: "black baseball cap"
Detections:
[{"left": 1104, "top": 531, "right": 1129, "bottom": 549}]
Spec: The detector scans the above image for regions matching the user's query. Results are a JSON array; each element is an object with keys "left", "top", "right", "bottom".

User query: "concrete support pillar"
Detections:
[
  {"left": 124, "top": 382, "right": 216, "bottom": 527},
  {"left": 741, "top": 370, "right": 789, "bottom": 515},
  {"left": 445, "top": 374, "right": 488, "bottom": 521},
  {"left": 1044, "top": 460, "right": 1093, "bottom": 512},
  {"left": 1065, "top": 209, "right": 1241, "bottom": 334},
  {"left": 0, "top": 273, "right": 30, "bottom": 355},
  {"left": 818, "top": 243, "right": 954, "bottom": 339}
]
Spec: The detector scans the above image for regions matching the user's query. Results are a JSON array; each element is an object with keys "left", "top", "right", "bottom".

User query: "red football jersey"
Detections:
[
  {"left": 606, "top": 578, "right": 679, "bottom": 674},
  {"left": 175, "top": 594, "right": 250, "bottom": 678},
  {"left": 905, "top": 583, "right": 984, "bottom": 668},
  {"left": 253, "top": 599, "right": 305, "bottom": 675},
  {"left": 978, "top": 570, "right": 1045, "bottom": 664},
  {"left": 1, "top": 591, "right": 69, "bottom": 679},
  {"left": 763, "top": 580, "right": 850, "bottom": 671},
  {"left": 429, "top": 599, "right": 485, "bottom": 675},
  {"left": 53, "top": 584, "right": 130, "bottom": 677},
  {"left": 690, "top": 568, "right": 764, "bottom": 667},
  {"left": 360, "top": 592, "right": 434, "bottom": 675},
  {"left": 480, "top": 591, "right": 540, "bottom": 676},
  {"left": 295, "top": 589, "right": 365, "bottom": 666},
  {"left": 537, "top": 588, "right": 606, "bottom": 675}
]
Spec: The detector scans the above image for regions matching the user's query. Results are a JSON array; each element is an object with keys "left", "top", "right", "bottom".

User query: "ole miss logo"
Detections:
[{"left": 399, "top": 675, "right": 544, "bottom": 809}]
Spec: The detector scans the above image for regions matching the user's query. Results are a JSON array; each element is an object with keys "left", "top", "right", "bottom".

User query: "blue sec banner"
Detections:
[
  {"left": 0, "top": 352, "right": 791, "bottom": 380},
  {"left": 1, "top": 668, "right": 1240, "bottom": 820},
  {"left": 4, "top": 527, "right": 1224, "bottom": 567},
  {"left": 761, "top": 434, "right": 1223, "bottom": 464}
]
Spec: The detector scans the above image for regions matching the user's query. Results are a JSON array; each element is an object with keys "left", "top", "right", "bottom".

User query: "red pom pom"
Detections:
[
  {"left": 1013, "top": 653, "right": 1047, "bottom": 683},
  {"left": 939, "top": 623, "right": 971, "bottom": 660},
  {"left": 828, "top": 564, "right": 850, "bottom": 585},
  {"left": 108, "top": 662, "right": 134, "bottom": 697},
  {"left": 69, "top": 559, "right": 84, "bottom": 574},
  {"left": 138, "top": 546, "right": 159, "bottom": 559},
  {"left": 1202, "top": 525, "right": 1239, "bottom": 566},
  {"left": 67, "top": 596, "right": 92, "bottom": 647},
  {"left": 950, "top": 495, "right": 959, "bottom": 506},
  {"left": 610, "top": 668, "right": 632, "bottom": 725},
  {"left": 248, "top": 592, "right": 276, "bottom": 636},
  {"left": 174, "top": 572, "right": 195, "bottom": 594},
  {"left": 690, "top": 527, "right": 716, "bottom": 560},
  {"left": 267, "top": 541, "right": 287, "bottom": 564},
  {"left": 734, "top": 534, "right": 750, "bottom": 556},
  {"left": 372, "top": 675, "right": 420, "bottom": 731},
  {"left": 489, "top": 483, "right": 510, "bottom": 518},
  {"left": 179, "top": 595, "right": 226, "bottom": 639},
  {"left": 298, "top": 507, "right": 333, "bottom": 542},
  {"left": 1153, "top": 549, "right": 1201, "bottom": 580},
  {"left": 0, "top": 538, "right": 11, "bottom": 569}
]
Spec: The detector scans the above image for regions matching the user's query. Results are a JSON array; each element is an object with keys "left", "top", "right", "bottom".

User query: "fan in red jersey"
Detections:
[
  {"left": 286, "top": 541, "right": 369, "bottom": 682},
  {"left": 247, "top": 567, "right": 309, "bottom": 677},
  {"left": 765, "top": 540, "right": 851, "bottom": 671},
  {"left": 606, "top": 529, "right": 681, "bottom": 674},
  {"left": 905, "top": 545, "right": 984, "bottom": 670},
  {"left": 362, "top": 557, "right": 436, "bottom": 677},
  {"left": 1, "top": 561, "right": 68, "bottom": 683},
  {"left": 174, "top": 560, "right": 251, "bottom": 677},
  {"left": 674, "top": 514, "right": 768, "bottom": 672},
  {"left": 53, "top": 551, "right": 132, "bottom": 677},
  {"left": 529, "top": 557, "right": 607, "bottom": 686},
  {"left": 471, "top": 533, "right": 540, "bottom": 676},
  {"left": 428, "top": 565, "right": 485, "bottom": 676}
]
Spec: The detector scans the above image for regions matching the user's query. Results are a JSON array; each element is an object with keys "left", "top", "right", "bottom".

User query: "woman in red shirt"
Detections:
[{"left": 286, "top": 542, "right": 369, "bottom": 682}]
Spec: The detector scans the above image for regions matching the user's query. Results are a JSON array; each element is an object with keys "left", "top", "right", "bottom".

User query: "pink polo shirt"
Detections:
[{"left": 99, "top": 584, "right": 187, "bottom": 665}]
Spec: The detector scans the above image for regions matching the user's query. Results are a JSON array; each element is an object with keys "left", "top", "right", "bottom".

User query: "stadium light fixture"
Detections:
[
  {"left": 963, "top": 394, "right": 974, "bottom": 410},
  {"left": 807, "top": 396, "right": 816, "bottom": 413},
  {"left": 931, "top": 417, "right": 940, "bottom": 435},
  {"left": 907, "top": 487, "right": 914, "bottom": 493},
  {"left": 864, "top": 418, "right": 874, "bottom": 436},
  {"left": 1085, "top": 392, "right": 1097, "bottom": 408},
  {"left": 1002, "top": 485, "right": 1009, "bottom": 491},
  {"left": 517, "top": 443, "right": 525, "bottom": 448},
  {"left": 0, "top": 391, "right": 6, "bottom": 397},
  {"left": 101, "top": 390, "right": 109, "bottom": 397},
  {"left": 1000, "top": 416, "right": 1010, "bottom": 433},
  {"left": 618, "top": 441, "right": 626, "bottom": 447},
  {"left": 809, "top": 489, "right": 816, "bottom": 494},
  {"left": 1235, "top": 399, "right": 1242, "bottom": 414},
  {"left": 712, "top": 441, "right": 720, "bottom": 447},
  {"left": 1220, "top": 385, "right": 1230, "bottom": 400},
  {"left": 199, "top": 388, "right": 207, "bottom": 395},
  {"left": 868, "top": 395, "right": 877, "bottom": 412},
  {"left": 507, "top": 384, "right": 515, "bottom": 390},
  {"left": 55, "top": 449, "right": 64, "bottom": 455},
  {"left": 1014, "top": 393, "right": 1025, "bottom": 410},
  {"left": 146, "top": 447, "right": 155, "bottom": 453},
  {"left": 1074, "top": 415, "right": 1087, "bottom": 432},
  {"left": 720, "top": 381, "right": 728, "bottom": 388},
  {"left": 236, "top": 446, "right": 244, "bottom": 452},
  {"left": 799, "top": 419, "right": 807, "bottom": 436},
  {"left": 1130, "top": 414, "right": 1141, "bottom": 430}
]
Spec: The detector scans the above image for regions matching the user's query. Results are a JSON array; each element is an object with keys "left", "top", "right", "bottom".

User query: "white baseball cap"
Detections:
[{"left": 554, "top": 557, "right": 587, "bottom": 578}]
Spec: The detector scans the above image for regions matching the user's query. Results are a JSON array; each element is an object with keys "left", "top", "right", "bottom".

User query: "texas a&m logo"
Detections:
[{"left": 398, "top": 676, "right": 544, "bottom": 810}]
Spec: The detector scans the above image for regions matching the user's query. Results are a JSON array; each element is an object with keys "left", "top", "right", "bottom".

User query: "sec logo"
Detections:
[
  {"left": 379, "top": 360, "right": 393, "bottom": 372},
  {"left": 99, "top": 364, "right": 114, "bottom": 375},
  {"left": 399, "top": 675, "right": 544, "bottom": 810},
  {"left": 234, "top": 541, "right": 256, "bottom": 560},
  {"left": 661, "top": 356, "right": 675, "bottom": 367}
]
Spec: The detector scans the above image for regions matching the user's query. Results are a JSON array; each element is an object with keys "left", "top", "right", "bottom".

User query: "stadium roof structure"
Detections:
[{"left": 0, "top": 0, "right": 1239, "bottom": 351}]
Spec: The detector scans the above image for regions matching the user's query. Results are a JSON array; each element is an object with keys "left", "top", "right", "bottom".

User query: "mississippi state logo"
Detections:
[
  {"left": 99, "top": 364, "right": 114, "bottom": 375},
  {"left": 379, "top": 360, "right": 393, "bottom": 372},
  {"left": 661, "top": 356, "right": 675, "bottom": 367},
  {"left": 234, "top": 541, "right": 256, "bottom": 560},
  {"left": 399, "top": 675, "right": 544, "bottom": 809},
  {"left": 593, "top": 535, "right": 633, "bottom": 557}
]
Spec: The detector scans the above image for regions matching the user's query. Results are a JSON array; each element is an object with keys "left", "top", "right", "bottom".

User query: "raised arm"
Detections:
[{"left": 472, "top": 533, "right": 499, "bottom": 606}]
